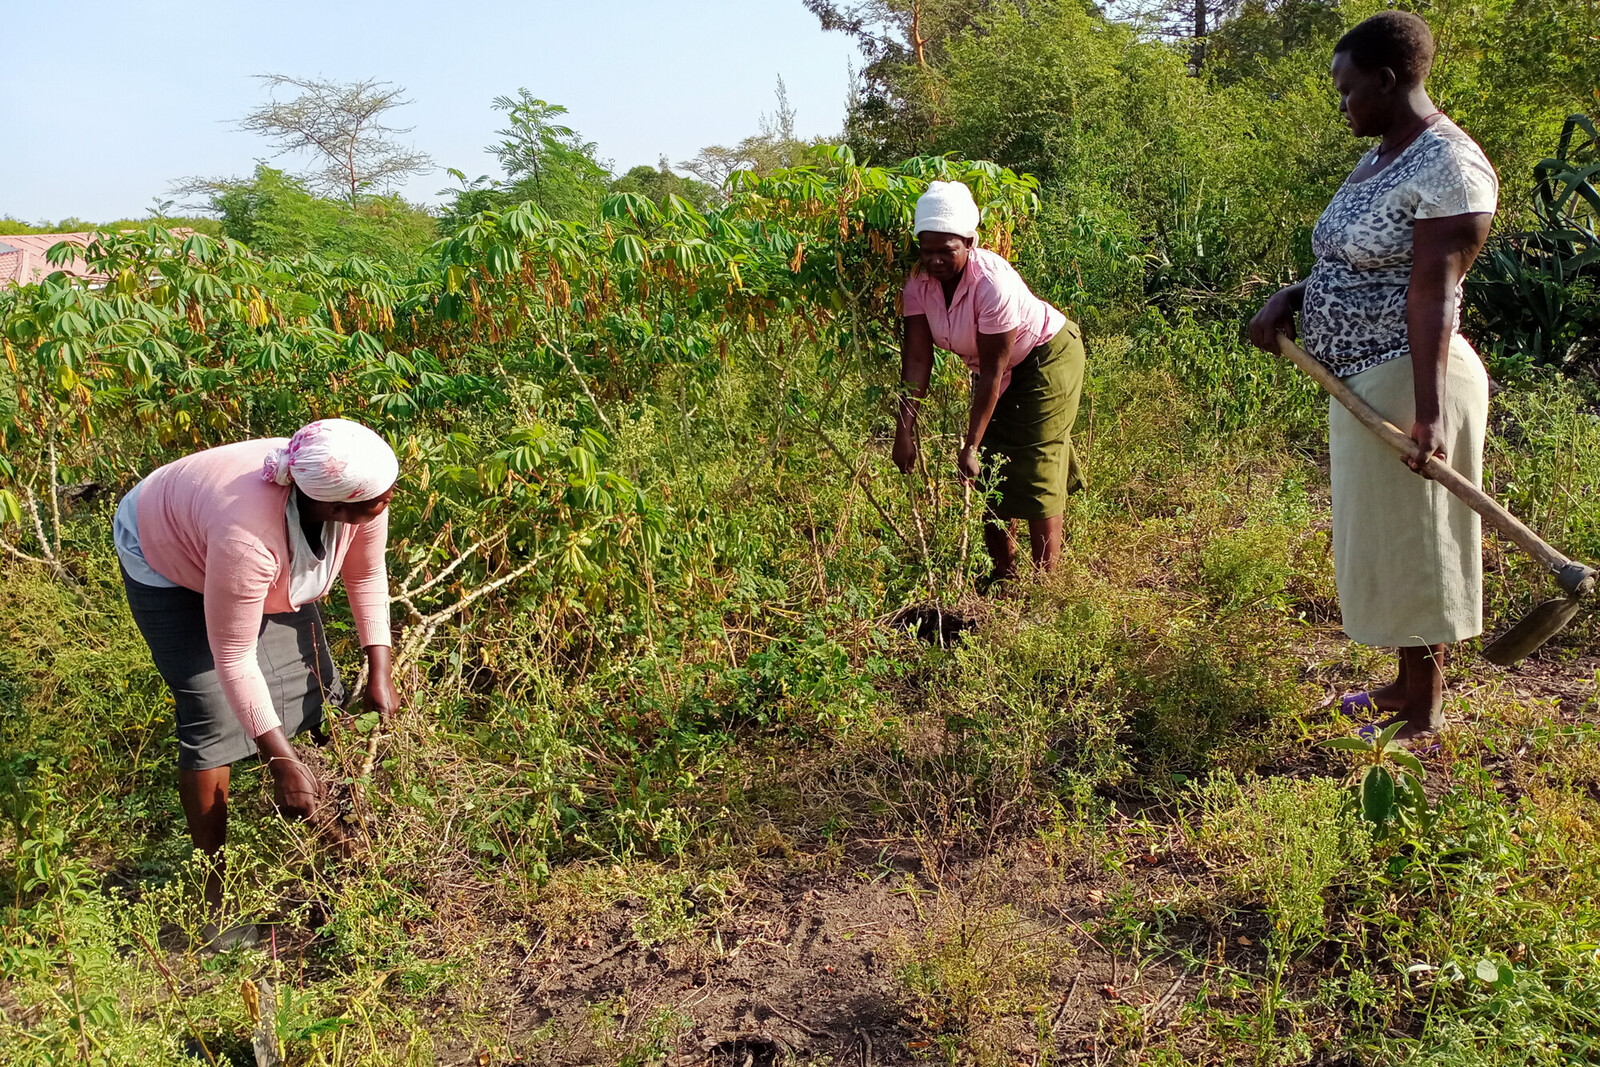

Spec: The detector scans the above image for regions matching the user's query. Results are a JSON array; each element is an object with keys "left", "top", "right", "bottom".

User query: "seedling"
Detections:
[{"left": 1321, "top": 722, "right": 1430, "bottom": 833}]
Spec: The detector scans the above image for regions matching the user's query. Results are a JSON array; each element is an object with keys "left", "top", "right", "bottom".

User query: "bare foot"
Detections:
[
  {"left": 1371, "top": 711, "right": 1443, "bottom": 741},
  {"left": 1362, "top": 677, "right": 1408, "bottom": 712}
]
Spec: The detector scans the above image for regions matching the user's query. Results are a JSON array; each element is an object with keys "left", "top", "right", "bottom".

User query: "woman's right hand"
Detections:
[
  {"left": 1248, "top": 285, "right": 1302, "bottom": 354},
  {"left": 270, "top": 755, "right": 322, "bottom": 821},
  {"left": 892, "top": 419, "right": 919, "bottom": 474},
  {"left": 256, "top": 727, "right": 322, "bottom": 821}
]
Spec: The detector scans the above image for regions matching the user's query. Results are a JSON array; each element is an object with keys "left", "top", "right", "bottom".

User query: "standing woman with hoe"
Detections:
[
  {"left": 115, "top": 418, "right": 400, "bottom": 943},
  {"left": 1249, "top": 11, "right": 1498, "bottom": 739},
  {"left": 893, "top": 181, "right": 1087, "bottom": 584}
]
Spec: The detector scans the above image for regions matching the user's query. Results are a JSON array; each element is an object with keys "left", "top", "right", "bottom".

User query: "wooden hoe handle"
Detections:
[{"left": 1275, "top": 334, "right": 1593, "bottom": 596}]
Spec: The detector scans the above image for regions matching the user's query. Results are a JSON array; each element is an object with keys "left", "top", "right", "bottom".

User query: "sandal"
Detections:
[
  {"left": 1355, "top": 719, "right": 1442, "bottom": 755},
  {"left": 1340, "top": 691, "right": 1378, "bottom": 719}
]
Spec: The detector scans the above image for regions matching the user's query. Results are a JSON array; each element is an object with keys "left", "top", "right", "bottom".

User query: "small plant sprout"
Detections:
[{"left": 1321, "top": 721, "right": 1430, "bottom": 833}]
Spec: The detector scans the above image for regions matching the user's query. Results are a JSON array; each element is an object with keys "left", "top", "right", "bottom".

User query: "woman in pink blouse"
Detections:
[
  {"left": 116, "top": 418, "right": 400, "bottom": 938},
  {"left": 894, "top": 181, "right": 1087, "bottom": 584}
]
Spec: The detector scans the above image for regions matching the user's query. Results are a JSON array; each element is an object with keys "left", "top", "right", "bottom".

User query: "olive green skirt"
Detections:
[{"left": 979, "top": 322, "right": 1086, "bottom": 520}]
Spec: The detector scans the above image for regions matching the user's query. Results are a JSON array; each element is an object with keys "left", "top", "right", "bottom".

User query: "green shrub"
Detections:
[
  {"left": 1193, "top": 772, "right": 1372, "bottom": 959},
  {"left": 1199, "top": 520, "right": 1295, "bottom": 612}
]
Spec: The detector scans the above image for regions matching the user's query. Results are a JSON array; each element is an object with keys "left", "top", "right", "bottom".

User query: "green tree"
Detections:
[
  {"left": 439, "top": 92, "right": 611, "bottom": 231},
  {"left": 609, "top": 158, "right": 714, "bottom": 212},
  {"left": 187, "top": 166, "right": 436, "bottom": 268},
  {"left": 1202, "top": 0, "right": 1344, "bottom": 84}
]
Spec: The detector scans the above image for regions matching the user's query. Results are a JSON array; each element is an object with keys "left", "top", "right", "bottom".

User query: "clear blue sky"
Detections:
[{"left": 0, "top": 0, "right": 862, "bottom": 223}]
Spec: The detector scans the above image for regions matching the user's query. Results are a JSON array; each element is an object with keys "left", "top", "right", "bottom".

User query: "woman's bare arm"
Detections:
[
  {"left": 1406, "top": 212, "right": 1492, "bottom": 472},
  {"left": 894, "top": 315, "right": 936, "bottom": 473},
  {"left": 960, "top": 328, "right": 1017, "bottom": 479}
]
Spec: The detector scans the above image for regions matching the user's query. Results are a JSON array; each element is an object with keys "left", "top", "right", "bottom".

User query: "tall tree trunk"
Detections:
[
  {"left": 1191, "top": 0, "right": 1209, "bottom": 69},
  {"left": 911, "top": 0, "right": 927, "bottom": 66}
]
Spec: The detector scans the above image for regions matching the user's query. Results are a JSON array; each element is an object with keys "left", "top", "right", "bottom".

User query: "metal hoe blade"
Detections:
[{"left": 1482, "top": 596, "right": 1586, "bottom": 666}]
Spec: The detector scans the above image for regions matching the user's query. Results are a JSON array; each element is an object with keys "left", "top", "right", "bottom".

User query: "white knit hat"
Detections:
[
  {"left": 913, "top": 180, "right": 981, "bottom": 241},
  {"left": 262, "top": 418, "right": 399, "bottom": 503}
]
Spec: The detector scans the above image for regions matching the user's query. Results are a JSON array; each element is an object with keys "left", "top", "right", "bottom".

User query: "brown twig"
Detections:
[
  {"left": 1147, "top": 973, "right": 1187, "bottom": 1027},
  {"left": 792, "top": 414, "right": 916, "bottom": 552}
]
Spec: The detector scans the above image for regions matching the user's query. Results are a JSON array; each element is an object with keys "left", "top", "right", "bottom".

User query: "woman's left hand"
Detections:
[
  {"left": 1406, "top": 418, "right": 1447, "bottom": 476},
  {"left": 362, "top": 645, "right": 399, "bottom": 725},
  {"left": 957, "top": 445, "right": 982, "bottom": 483}
]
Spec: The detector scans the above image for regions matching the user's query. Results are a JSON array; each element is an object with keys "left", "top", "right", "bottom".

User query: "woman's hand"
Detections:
[
  {"left": 893, "top": 417, "right": 920, "bottom": 474},
  {"left": 1248, "top": 283, "right": 1305, "bottom": 354},
  {"left": 1406, "top": 418, "right": 1447, "bottom": 476},
  {"left": 956, "top": 444, "right": 982, "bottom": 483},
  {"left": 271, "top": 757, "right": 322, "bottom": 821},
  {"left": 362, "top": 645, "right": 399, "bottom": 726},
  {"left": 255, "top": 728, "right": 322, "bottom": 821}
]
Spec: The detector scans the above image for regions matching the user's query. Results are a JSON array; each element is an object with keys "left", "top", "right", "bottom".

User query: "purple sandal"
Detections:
[
  {"left": 1340, "top": 692, "right": 1378, "bottom": 719},
  {"left": 1355, "top": 718, "right": 1442, "bottom": 755}
]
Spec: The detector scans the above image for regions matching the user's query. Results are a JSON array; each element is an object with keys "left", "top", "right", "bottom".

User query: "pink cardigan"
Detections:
[{"left": 136, "top": 439, "right": 392, "bottom": 738}]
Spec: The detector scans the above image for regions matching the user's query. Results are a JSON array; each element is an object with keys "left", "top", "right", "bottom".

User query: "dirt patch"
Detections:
[
  {"left": 397, "top": 849, "right": 1211, "bottom": 1065},
  {"left": 885, "top": 602, "right": 980, "bottom": 646}
]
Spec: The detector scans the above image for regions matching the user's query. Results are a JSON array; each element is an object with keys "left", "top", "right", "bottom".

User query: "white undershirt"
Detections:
[
  {"left": 285, "top": 492, "right": 342, "bottom": 608},
  {"left": 114, "top": 481, "right": 177, "bottom": 587}
]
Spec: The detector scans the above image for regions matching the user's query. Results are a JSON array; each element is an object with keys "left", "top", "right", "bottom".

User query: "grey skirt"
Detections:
[
  {"left": 1329, "top": 336, "right": 1488, "bottom": 647},
  {"left": 122, "top": 568, "right": 344, "bottom": 770}
]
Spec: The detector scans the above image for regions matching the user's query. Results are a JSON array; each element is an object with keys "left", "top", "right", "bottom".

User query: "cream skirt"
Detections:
[{"left": 1329, "top": 336, "right": 1488, "bottom": 647}]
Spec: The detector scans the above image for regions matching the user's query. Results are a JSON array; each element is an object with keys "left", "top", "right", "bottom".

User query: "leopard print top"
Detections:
[{"left": 1302, "top": 118, "right": 1499, "bottom": 378}]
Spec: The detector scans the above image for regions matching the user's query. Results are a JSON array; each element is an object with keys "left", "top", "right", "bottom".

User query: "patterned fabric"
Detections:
[
  {"left": 902, "top": 248, "right": 1066, "bottom": 393},
  {"left": 262, "top": 418, "right": 398, "bottom": 502},
  {"left": 1302, "top": 118, "right": 1498, "bottom": 378}
]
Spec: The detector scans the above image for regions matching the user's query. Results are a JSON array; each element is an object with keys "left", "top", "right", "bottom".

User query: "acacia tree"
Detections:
[
  {"left": 240, "top": 74, "right": 433, "bottom": 203},
  {"left": 681, "top": 78, "right": 819, "bottom": 196}
]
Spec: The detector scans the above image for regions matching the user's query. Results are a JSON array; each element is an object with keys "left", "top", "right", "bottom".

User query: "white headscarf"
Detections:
[
  {"left": 914, "top": 180, "right": 981, "bottom": 241},
  {"left": 261, "top": 418, "right": 399, "bottom": 503}
]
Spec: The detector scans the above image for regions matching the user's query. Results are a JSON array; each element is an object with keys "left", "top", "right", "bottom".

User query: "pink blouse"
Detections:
[{"left": 902, "top": 248, "right": 1066, "bottom": 391}]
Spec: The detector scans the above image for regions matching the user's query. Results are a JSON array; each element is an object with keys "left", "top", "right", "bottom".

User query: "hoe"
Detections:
[{"left": 1276, "top": 333, "right": 1595, "bottom": 666}]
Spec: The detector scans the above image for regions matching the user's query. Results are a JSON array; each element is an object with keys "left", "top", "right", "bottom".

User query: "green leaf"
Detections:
[
  {"left": 1360, "top": 765, "right": 1396, "bottom": 826},
  {"left": 293, "top": 1017, "right": 353, "bottom": 1040},
  {"left": 0, "top": 489, "right": 21, "bottom": 528},
  {"left": 1389, "top": 750, "right": 1427, "bottom": 781},
  {"left": 1321, "top": 736, "right": 1376, "bottom": 753},
  {"left": 1375, "top": 720, "right": 1406, "bottom": 747},
  {"left": 610, "top": 234, "right": 648, "bottom": 266}
]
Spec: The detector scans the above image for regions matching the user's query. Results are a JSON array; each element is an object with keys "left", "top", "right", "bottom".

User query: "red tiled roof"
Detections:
[
  {"left": 0, "top": 229, "right": 196, "bottom": 288},
  {"left": 0, "top": 233, "right": 98, "bottom": 286}
]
